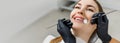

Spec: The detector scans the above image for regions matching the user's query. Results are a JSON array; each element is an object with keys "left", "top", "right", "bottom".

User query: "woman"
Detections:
[{"left": 50, "top": 0, "right": 120, "bottom": 43}]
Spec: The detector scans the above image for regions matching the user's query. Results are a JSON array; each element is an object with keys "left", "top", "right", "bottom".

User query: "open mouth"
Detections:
[
  {"left": 72, "top": 15, "right": 88, "bottom": 24},
  {"left": 73, "top": 16, "right": 84, "bottom": 23}
]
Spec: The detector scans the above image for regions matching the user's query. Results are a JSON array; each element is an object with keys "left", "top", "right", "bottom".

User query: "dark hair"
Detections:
[{"left": 94, "top": 0, "right": 104, "bottom": 12}]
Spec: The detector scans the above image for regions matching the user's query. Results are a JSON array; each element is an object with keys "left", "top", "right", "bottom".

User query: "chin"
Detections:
[{"left": 72, "top": 22, "right": 84, "bottom": 30}]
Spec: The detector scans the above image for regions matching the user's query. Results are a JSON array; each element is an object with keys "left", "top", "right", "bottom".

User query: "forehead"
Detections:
[{"left": 78, "top": 0, "right": 99, "bottom": 11}]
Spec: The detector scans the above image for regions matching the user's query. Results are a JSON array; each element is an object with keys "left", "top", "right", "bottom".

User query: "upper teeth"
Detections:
[{"left": 76, "top": 18, "right": 81, "bottom": 20}]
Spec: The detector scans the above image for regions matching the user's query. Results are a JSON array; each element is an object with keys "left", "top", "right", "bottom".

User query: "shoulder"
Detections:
[
  {"left": 43, "top": 35, "right": 55, "bottom": 43},
  {"left": 43, "top": 35, "right": 64, "bottom": 43}
]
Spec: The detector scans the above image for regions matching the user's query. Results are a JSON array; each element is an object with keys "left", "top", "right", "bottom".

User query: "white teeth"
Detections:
[
  {"left": 75, "top": 17, "right": 88, "bottom": 24},
  {"left": 75, "top": 18, "right": 81, "bottom": 20}
]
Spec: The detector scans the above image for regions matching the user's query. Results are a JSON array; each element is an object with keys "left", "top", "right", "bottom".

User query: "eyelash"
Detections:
[
  {"left": 87, "top": 9, "right": 94, "bottom": 12},
  {"left": 74, "top": 6, "right": 80, "bottom": 9},
  {"left": 74, "top": 6, "right": 94, "bottom": 12}
]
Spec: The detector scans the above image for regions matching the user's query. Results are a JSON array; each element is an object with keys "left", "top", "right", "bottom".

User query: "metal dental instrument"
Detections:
[
  {"left": 92, "top": 10, "right": 117, "bottom": 19},
  {"left": 47, "top": 10, "right": 117, "bottom": 29}
]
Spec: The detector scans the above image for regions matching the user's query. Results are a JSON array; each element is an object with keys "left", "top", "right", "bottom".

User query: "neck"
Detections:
[{"left": 72, "top": 29, "right": 95, "bottom": 43}]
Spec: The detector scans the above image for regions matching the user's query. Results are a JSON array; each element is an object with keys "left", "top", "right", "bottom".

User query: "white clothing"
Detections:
[{"left": 43, "top": 35, "right": 86, "bottom": 43}]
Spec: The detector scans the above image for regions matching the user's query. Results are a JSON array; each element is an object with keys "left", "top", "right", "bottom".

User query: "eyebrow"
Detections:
[
  {"left": 87, "top": 5, "right": 96, "bottom": 11},
  {"left": 77, "top": 3, "right": 96, "bottom": 10},
  {"left": 87, "top": 5, "right": 95, "bottom": 9}
]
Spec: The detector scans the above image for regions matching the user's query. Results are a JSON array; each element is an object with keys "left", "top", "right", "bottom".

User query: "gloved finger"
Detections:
[
  {"left": 65, "top": 19, "right": 73, "bottom": 28},
  {"left": 92, "top": 13, "right": 99, "bottom": 18},
  {"left": 67, "top": 22, "right": 73, "bottom": 28},
  {"left": 57, "top": 23, "right": 67, "bottom": 38},
  {"left": 91, "top": 13, "right": 99, "bottom": 24},
  {"left": 57, "top": 19, "right": 62, "bottom": 30},
  {"left": 62, "top": 19, "right": 73, "bottom": 28},
  {"left": 97, "top": 13, "right": 103, "bottom": 24},
  {"left": 62, "top": 18, "right": 66, "bottom": 21},
  {"left": 58, "top": 19, "right": 66, "bottom": 28},
  {"left": 91, "top": 12, "right": 105, "bottom": 24},
  {"left": 57, "top": 24, "right": 61, "bottom": 31},
  {"left": 66, "top": 19, "right": 71, "bottom": 23},
  {"left": 58, "top": 18, "right": 66, "bottom": 24},
  {"left": 102, "top": 15, "right": 108, "bottom": 23},
  {"left": 63, "top": 19, "right": 68, "bottom": 24},
  {"left": 57, "top": 19, "right": 66, "bottom": 34}
]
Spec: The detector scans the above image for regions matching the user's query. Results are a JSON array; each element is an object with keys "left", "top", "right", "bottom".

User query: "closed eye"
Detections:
[
  {"left": 87, "top": 9, "right": 94, "bottom": 12},
  {"left": 74, "top": 6, "right": 80, "bottom": 9}
]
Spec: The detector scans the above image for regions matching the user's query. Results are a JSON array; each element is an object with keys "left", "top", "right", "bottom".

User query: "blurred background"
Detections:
[{"left": 0, "top": 0, "right": 120, "bottom": 43}]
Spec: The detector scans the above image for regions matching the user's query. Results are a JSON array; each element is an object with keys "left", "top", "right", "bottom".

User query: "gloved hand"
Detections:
[
  {"left": 91, "top": 12, "right": 112, "bottom": 43},
  {"left": 57, "top": 18, "right": 76, "bottom": 43}
]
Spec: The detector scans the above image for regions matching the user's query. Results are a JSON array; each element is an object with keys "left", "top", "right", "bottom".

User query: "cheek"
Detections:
[
  {"left": 70, "top": 10, "right": 76, "bottom": 16},
  {"left": 70, "top": 12, "right": 73, "bottom": 19},
  {"left": 70, "top": 10, "right": 76, "bottom": 20},
  {"left": 85, "top": 11, "right": 94, "bottom": 22},
  {"left": 72, "top": 21, "right": 84, "bottom": 30}
]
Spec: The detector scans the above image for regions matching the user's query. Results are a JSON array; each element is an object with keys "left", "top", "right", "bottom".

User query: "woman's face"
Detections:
[{"left": 70, "top": 0, "right": 99, "bottom": 30}]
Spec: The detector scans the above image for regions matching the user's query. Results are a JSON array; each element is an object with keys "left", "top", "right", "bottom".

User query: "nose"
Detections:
[
  {"left": 78, "top": 11, "right": 83, "bottom": 15},
  {"left": 77, "top": 9, "right": 85, "bottom": 16},
  {"left": 77, "top": 8, "right": 87, "bottom": 19}
]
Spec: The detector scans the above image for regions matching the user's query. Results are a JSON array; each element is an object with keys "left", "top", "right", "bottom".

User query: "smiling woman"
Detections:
[
  {"left": 69, "top": 0, "right": 99, "bottom": 42},
  {"left": 50, "top": 0, "right": 101, "bottom": 43},
  {"left": 49, "top": 0, "right": 120, "bottom": 43}
]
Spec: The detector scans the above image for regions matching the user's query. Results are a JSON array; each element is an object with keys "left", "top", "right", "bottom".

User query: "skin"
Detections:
[{"left": 70, "top": 0, "right": 99, "bottom": 42}]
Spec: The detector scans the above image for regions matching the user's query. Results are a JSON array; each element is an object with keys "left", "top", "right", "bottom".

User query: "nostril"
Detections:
[
  {"left": 81, "top": 12, "right": 83, "bottom": 15},
  {"left": 78, "top": 12, "right": 83, "bottom": 15}
]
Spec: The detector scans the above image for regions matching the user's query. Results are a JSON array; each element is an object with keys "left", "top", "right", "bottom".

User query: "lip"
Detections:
[{"left": 73, "top": 15, "right": 84, "bottom": 23}]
